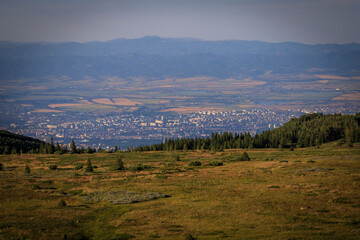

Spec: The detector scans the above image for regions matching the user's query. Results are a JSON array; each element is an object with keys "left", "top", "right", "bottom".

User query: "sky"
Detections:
[{"left": 0, "top": 0, "right": 359, "bottom": 44}]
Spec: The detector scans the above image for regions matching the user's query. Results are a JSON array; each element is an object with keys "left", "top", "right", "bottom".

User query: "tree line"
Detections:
[
  {"left": 1, "top": 113, "right": 359, "bottom": 155},
  {"left": 136, "top": 113, "right": 360, "bottom": 152}
]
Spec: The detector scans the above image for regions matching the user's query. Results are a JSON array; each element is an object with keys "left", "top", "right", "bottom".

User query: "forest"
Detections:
[{"left": 141, "top": 113, "right": 360, "bottom": 152}]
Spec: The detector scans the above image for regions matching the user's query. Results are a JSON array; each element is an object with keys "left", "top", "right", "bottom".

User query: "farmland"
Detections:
[{"left": 1, "top": 142, "right": 359, "bottom": 239}]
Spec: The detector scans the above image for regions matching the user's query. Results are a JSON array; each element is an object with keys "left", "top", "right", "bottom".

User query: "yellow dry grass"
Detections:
[{"left": 113, "top": 98, "right": 142, "bottom": 106}]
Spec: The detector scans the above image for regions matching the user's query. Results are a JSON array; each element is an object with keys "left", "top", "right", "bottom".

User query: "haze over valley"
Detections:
[{"left": 0, "top": 37, "right": 359, "bottom": 148}]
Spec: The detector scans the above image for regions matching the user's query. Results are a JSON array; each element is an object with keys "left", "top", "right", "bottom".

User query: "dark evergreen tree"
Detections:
[
  {"left": 70, "top": 140, "right": 77, "bottom": 154},
  {"left": 85, "top": 159, "right": 93, "bottom": 172},
  {"left": 24, "top": 164, "right": 30, "bottom": 174}
]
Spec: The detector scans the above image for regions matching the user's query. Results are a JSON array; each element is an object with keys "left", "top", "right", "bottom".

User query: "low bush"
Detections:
[
  {"left": 74, "top": 164, "right": 83, "bottom": 170},
  {"left": 189, "top": 161, "right": 201, "bottom": 166},
  {"left": 131, "top": 164, "right": 150, "bottom": 171},
  {"left": 0, "top": 162, "right": 3, "bottom": 171},
  {"left": 209, "top": 161, "right": 223, "bottom": 166},
  {"left": 58, "top": 199, "right": 66, "bottom": 207},
  {"left": 48, "top": 165, "right": 57, "bottom": 170}
]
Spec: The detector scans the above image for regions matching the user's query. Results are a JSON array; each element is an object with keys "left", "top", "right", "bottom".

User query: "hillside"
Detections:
[
  {"left": 0, "top": 142, "right": 359, "bottom": 239},
  {"left": 144, "top": 113, "right": 360, "bottom": 151},
  {"left": 0, "top": 130, "right": 51, "bottom": 154}
]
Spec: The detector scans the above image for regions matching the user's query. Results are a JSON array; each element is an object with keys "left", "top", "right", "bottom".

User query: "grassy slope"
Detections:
[{"left": 0, "top": 142, "right": 359, "bottom": 240}]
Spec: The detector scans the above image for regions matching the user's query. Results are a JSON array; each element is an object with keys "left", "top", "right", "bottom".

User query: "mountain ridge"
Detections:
[{"left": 1, "top": 36, "right": 359, "bottom": 80}]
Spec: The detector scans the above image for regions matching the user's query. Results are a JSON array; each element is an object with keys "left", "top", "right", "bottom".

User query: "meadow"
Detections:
[{"left": 0, "top": 142, "right": 359, "bottom": 239}]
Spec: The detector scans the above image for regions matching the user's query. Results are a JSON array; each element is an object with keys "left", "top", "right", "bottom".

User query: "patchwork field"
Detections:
[{"left": 0, "top": 142, "right": 359, "bottom": 239}]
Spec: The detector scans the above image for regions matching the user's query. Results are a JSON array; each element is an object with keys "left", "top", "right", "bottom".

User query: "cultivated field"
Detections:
[{"left": 0, "top": 142, "right": 359, "bottom": 239}]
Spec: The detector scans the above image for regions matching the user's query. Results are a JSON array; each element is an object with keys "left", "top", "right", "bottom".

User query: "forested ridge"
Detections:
[
  {"left": 141, "top": 113, "right": 360, "bottom": 152},
  {"left": 1, "top": 113, "right": 359, "bottom": 154}
]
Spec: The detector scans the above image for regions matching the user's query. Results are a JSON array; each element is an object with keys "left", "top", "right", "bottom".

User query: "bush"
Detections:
[
  {"left": 0, "top": 162, "right": 3, "bottom": 171},
  {"left": 112, "top": 233, "right": 134, "bottom": 240},
  {"left": 173, "top": 155, "right": 180, "bottom": 161},
  {"left": 48, "top": 165, "right": 57, "bottom": 170},
  {"left": 58, "top": 199, "right": 66, "bottom": 207},
  {"left": 189, "top": 161, "right": 201, "bottom": 166},
  {"left": 209, "top": 161, "right": 223, "bottom": 166},
  {"left": 85, "top": 159, "right": 93, "bottom": 172},
  {"left": 113, "top": 155, "right": 125, "bottom": 170},
  {"left": 74, "top": 164, "right": 83, "bottom": 170},
  {"left": 131, "top": 164, "right": 150, "bottom": 171},
  {"left": 184, "top": 234, "right": 196, "bottom": 240},
  {"left": 24, "top": 164, "right": 30, "bottom": 174}
]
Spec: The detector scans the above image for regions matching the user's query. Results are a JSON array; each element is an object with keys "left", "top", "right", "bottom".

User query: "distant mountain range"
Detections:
[{"left": 0, "top": 36, "right": 359, "bottom": 80}]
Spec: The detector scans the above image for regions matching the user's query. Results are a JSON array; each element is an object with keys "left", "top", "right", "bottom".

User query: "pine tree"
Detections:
[
  {"left": 240, "top": 152, "right": 250, "bottom": 161},
  {"left": 85, "top": 159, "right": 93, "bottom": 172},
  {"left": 50, "top": 137, "right": 55, "bottom": 154},
  {"left": 70, "top": 140, "right": 77, "bottom": 154},
  {"left": 113, "top": 155, "right": 125, "bottom": 170},
  {"left": 24, "top": 164, "right": 30, "bottom": 174}
]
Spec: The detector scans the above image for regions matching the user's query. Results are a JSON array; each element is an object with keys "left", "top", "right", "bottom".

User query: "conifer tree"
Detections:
[
  {"left": 50, "top": 137, "right": 55, "bottom": 154},
  {"left": 113, "top": 155, "right": 125, "bottom": 170},
  {"left": 70, "top": 140, "right": 77, "bottom": 154},
  {"left": 24, "top": 164, "right": 30, "bottom": 174},
  {"left": 85, "top": 159, "right": 93, "bottom": 172}
]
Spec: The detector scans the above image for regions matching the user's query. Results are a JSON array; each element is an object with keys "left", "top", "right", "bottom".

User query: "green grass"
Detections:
[{"left": 0, "top": 143, "right": 360, "bottom": 239}]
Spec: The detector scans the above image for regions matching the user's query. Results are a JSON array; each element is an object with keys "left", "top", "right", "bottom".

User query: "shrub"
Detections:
[
  {"left": 189, "top": 161, "right": 201, "bottom": 166},
  {"left": 0, "top": 162, "right": 3, "bottom": 171},
  {"left": 209, "top": 161, "right": 223, "bottom": 166},
  {"left": 113, "top": 155, "right": 125, "bottom": 170},
  {"left": 74, "top": 164, "right": 83, "bottom": 170},
  {"left": 85, "top": 159, "right": 93, "bottom": 172},
  {"left": 173, "top": 155, "right": 180, "bottom": 161},
  {"left": 112, "top": 233, "right": 134, "bottom": 240},
  {"left": 24, "top": 164, "right": 30, "bottom": 174},
  {"left": 58, "top": 199, "right": 66, "bottom": 207},
  {"left": 131, "top": 164, "right": 150, "bottom": 171},
  {"left": 48, "top": 165, "right": 57, "bottom": 170},
  {"left": 184, "top": 234, "right": 196, "bottom": 240}
]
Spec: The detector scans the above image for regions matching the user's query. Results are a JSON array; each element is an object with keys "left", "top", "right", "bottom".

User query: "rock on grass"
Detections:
[{"left": 82, "top": 191, "right": 170, "bottom": 204}]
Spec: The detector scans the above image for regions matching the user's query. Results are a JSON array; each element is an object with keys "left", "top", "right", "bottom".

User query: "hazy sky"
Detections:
[{"left": 0, "top": 0, "right": 359, "bottom": 44}]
